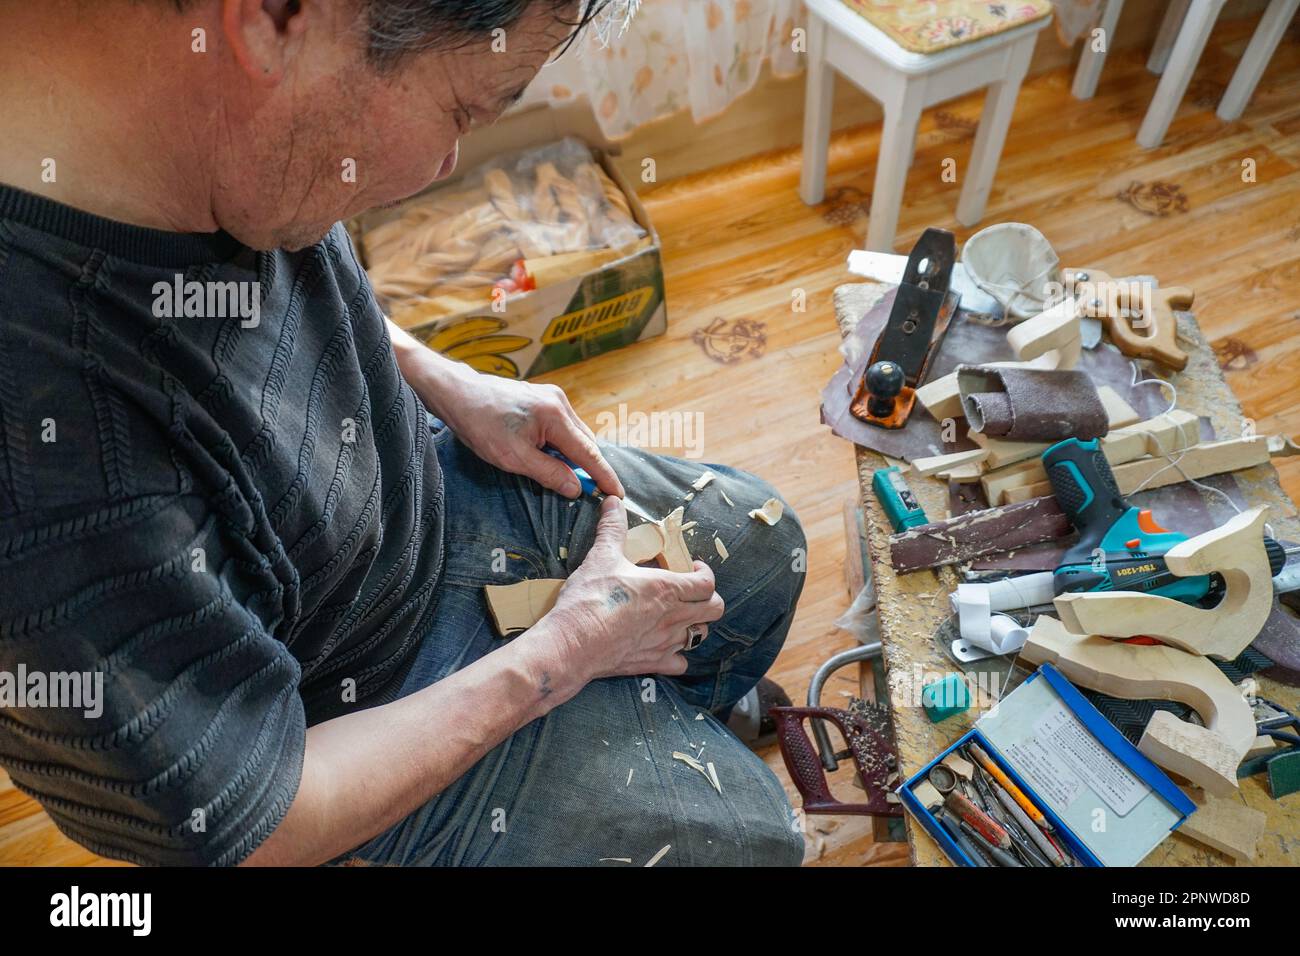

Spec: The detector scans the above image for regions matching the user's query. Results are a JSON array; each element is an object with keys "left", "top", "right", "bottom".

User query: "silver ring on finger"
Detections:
[{"left": 684, "top": 623, "right": 707, "bottom": 652}]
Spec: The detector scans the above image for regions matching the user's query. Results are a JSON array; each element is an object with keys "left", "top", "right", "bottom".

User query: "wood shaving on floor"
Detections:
[{"left": 748, "top": 497, "right": 784, "bottom": 526}]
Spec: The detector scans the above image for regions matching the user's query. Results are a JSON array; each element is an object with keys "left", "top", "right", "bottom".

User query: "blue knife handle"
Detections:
[{"left": 544, "top": 447, "right": 597, "bottom": 495}]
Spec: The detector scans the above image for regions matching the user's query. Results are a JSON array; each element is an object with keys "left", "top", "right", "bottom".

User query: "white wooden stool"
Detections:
[
  {"left": 1071, "top": 0, "right": 1299, "bottom": 148},
  {"left": 799, "top": 0, "right": 1052, "bottom": 252}
]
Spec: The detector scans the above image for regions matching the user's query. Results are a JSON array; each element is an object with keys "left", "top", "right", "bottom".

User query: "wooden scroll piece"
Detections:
[
  {"left": 1022, "top": 617, "right": 1255, "bottom": 795},
  {"left": 1054, "top": 506, "right": 1272, "bottom": 661}
]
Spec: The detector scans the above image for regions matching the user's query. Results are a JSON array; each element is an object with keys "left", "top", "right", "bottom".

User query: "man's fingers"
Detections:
[
  {"left": 521, "top": 445, "right": 583, "bottom": 497},
  {"left": 655, "top": 559, "right": 716, "bottom": 603},
  {"left": 589, "top": 494, "right": 629, "bottom": 553},
  {"left": 545, "top": 421, "right": 625, "bottom": 499},
  {"left": 656, "top": 652, "right": 690, "bottom": 677}
]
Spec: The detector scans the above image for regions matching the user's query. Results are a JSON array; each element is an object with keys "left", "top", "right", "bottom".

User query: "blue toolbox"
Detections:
[{"left": 899, "top": 664, "right": 1196, "bottom": 867}]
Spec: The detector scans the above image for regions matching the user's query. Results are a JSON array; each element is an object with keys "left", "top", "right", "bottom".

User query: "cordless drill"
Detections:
[{"left": 1042, "top": 438, "right": 1290, "bottom": 600}]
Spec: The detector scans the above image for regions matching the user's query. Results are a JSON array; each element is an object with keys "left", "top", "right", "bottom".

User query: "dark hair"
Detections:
[
  {"left": 364, "top": 0, "right": 607, "bottom": 68},
  {"left": 167, "top": 0, "right": 608, "bottom": 68}
]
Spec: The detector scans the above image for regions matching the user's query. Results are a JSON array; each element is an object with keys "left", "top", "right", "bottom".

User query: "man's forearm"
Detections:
[
  {"left": 386, "top": 316, "right": 474, "bottom": 419},
  {"left": 243, "top": 628, "right": 582, "bottom": 867}
]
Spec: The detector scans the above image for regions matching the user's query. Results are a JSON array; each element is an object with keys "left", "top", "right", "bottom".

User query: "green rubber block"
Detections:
[
  {"left": 922, "top": 675, "right": 970, "bottom": 723},
  {"left": 1267, "top": 750, "right": 1300, "bottom": 799}
]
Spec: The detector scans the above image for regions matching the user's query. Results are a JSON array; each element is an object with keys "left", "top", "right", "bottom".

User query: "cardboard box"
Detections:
[
  {"left": 352, "top": 142, "right": 665, "bottom": 381},
  {"left": 899, "top": 664, "right": 1196, "bottom": 867}
]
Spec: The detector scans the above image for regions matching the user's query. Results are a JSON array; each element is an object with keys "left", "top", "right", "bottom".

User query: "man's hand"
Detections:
[
  {"left": 534, "top": 497, "right": 725, "bottom": 681},
  {"left": 388, "top": 321, "right": 624, "bottom": 499}
]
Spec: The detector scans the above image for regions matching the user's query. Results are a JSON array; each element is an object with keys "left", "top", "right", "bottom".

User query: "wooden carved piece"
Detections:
[
  {"left": 485, "top": 510, "right": 694, "bottom": 636},
  {"left": 1054, "top": 506, "right": 1272, "bottom": 660},
  {"left": 911, "top": 447, "right": 990, "bottom": 477},
  {"left": 1176, "top": 787, "right": 1267, "bottom": 862},
  {"left": 484, "top": 579, "right": 564, "bottom": 637},
  {"left": 1006, "top": 296, "right": 1082, "bottom": 367},
  {"left": 1140, "top": 711, "right": 1241, "bottom": 797},
  {"left": 1022, "top": 617, "right": 1255, "bottom": 792}
]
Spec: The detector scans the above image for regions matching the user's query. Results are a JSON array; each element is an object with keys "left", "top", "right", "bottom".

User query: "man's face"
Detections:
[{"left": 216, "top": 2, "right": 579, "bottom": 250}]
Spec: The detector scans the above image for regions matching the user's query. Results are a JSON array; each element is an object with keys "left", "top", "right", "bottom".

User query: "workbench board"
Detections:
[{"left": 835, "top": 282, "right": 1300, "bottom": 867}]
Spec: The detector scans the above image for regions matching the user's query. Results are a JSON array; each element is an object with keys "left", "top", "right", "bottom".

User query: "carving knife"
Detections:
[{"left": 545, "top": 448, "right": 656, "bottom": 522}]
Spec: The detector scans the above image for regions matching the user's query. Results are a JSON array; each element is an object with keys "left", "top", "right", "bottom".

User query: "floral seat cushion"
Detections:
[{"left": 838, "top": 1, "right": 1055, "bottom": 54}]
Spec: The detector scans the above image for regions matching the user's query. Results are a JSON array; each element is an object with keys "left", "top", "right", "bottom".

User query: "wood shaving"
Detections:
[
  {"left": 684, "top": 491, "right": 695, "bottom": 501},
  {"left": 680, "top": 520, "right": 698, "bottom": 532},
  {"left": 692, "top": 471, "right": 717, "bottom": 491},
  {"left": 720, "top": 489, "right": 735, "bottom": 507},
  {"left": 706, "top": 762, "right": 722, "bottom": 794},
  {"left": 599, "top": 857, "right": 633, "bottom": 864},
  {"left": 714, "top": 537, "right": 729, "bottom": 561},
  {"left": 748, "top": 497, "right": 784, "bottom": 526},
  {"left": 626, "top": 768, "right": 634, "bottom": 787},
  {"left": 558, "top": 546, "right": 568, "bottom": 559},
  {"left": 645, "top": 844, "right": 671, "bottom": 867}
]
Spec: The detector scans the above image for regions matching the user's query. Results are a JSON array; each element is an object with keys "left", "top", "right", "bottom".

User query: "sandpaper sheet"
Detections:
[{"left": 821, "top": 289, "right": 1172, "bottom": 462}]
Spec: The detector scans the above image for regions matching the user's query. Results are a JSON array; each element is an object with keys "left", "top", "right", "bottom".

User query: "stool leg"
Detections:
[
  {"left": 867, "top": 79, "right": 925, "bottom": 252},
  {"left": 799, "top": 15, "right": 835, "bottom": 206},
  {"left": 956, "top": 38, "right": 1033, "bottom": 230},
  {"left": 1216, "top": 0, "right": 1299, "bottom": 121},
  {"left": 1148, "top": 0, "right": 1190, "bottom": 74},
  {"left": 1072, "top": 0, "right": 1126, "bottom": 100},
  {"left": 1137, "top": 0, "right": 1225, "bottom": 149}
]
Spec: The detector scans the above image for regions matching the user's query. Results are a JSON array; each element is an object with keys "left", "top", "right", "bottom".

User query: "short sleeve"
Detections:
[{"left": 0, "top": 493, "right": 306, "bottom": 866}]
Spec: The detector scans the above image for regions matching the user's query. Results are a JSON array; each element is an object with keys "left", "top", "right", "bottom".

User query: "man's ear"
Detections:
[{"left": 222, "top": 0, "right": 309, "bottom": 84}]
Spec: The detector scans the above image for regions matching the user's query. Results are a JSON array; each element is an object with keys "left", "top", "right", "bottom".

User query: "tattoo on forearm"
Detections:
[
  {"left": 606, "top": 586, "right": 630, "bottom": 610},
  {"left": 539, "top": 672, "right": 553, "bottom": 699}
]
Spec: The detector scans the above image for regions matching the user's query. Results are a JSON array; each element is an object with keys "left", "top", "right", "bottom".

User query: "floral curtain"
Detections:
[
  {"left": 541, "top": 0, "right": 806, "bottom": 140},
  {"left": 537, "top": 1, "right": 1100, "bottom": 141}
]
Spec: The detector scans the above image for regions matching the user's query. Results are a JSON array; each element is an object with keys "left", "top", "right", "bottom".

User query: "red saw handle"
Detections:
[{"left": 772, "top": 706, "right": 900, "bottom": 817}]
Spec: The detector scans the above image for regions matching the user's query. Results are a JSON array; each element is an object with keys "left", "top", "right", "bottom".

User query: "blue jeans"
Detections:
[{"left": 343, "top": 422, "right": 806, "bottom": 866}]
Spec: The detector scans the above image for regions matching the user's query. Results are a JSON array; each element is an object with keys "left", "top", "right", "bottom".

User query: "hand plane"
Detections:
[{"left": 850, "top": 228, "right": 960, "bottom": 429}]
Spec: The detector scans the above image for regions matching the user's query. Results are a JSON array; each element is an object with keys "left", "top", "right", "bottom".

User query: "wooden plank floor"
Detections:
[{"left": 3, "top": 13, "right": 1297, "bottom": 867}]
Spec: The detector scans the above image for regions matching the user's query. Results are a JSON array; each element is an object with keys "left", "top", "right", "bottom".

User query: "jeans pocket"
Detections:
[{"left": 441, "top": 530, "right": 553, "bottom": 588}]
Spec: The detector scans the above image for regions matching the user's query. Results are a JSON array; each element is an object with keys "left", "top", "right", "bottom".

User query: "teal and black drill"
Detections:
[{"left": 1042, "top": 437, "right": 1291, "bottom": 601}]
